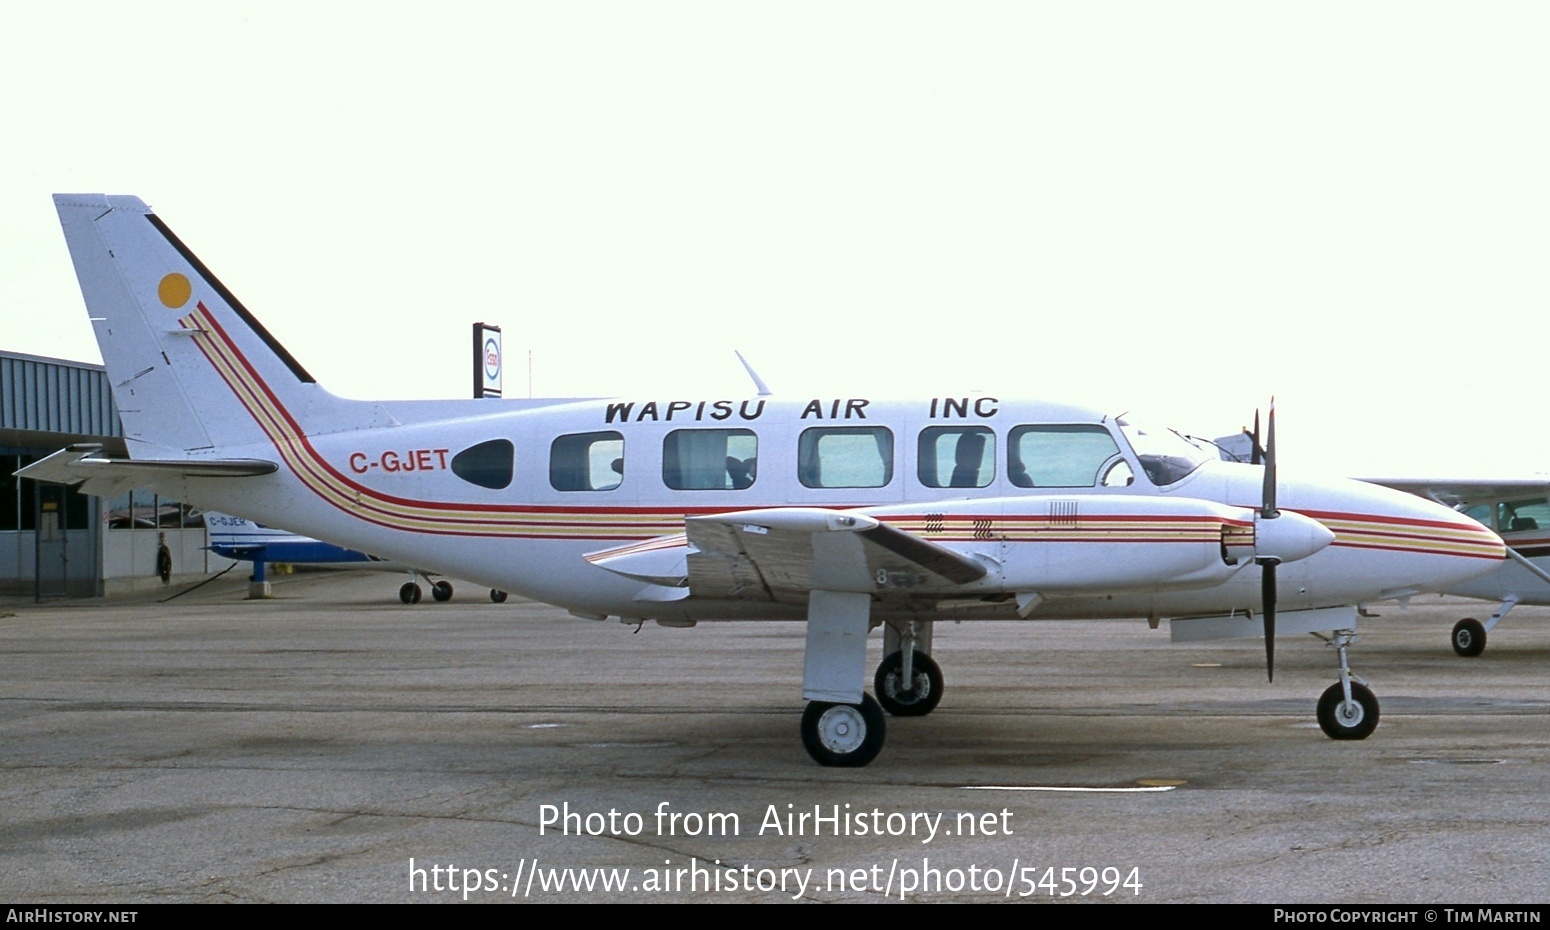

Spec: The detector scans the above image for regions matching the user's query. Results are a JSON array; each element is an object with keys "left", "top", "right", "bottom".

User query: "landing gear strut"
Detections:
[
  {"left": 1313, "top": 629, "right": 1379, "bottom": 740},
  {"left": 1452, "top": 594, "right": 1517, "bottom": 657},
  {"left": 800, "top": 589, "right": 882, "bottom": 766}
]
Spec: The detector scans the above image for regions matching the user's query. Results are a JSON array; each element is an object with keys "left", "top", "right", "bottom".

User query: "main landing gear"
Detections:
[
  {"left": 1313, "top": 629, "right": 1379, "bottom": 740},
  {"left": 398, "top": 572, "right": 455, "bottom": 604},
  {"left": 796, "top": 606, "right": 944, "bottom": 767},
  {"left": 801, "top": 696, "right": 886, "bottom": 767},
  {"left": 1451, "top": 595, "right": 1516, "bottom": 657}
]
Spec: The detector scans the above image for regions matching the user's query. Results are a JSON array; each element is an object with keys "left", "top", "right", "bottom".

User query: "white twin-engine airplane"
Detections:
[{"left": 22, "top": 194, "right": 1508, "bottom": 767}]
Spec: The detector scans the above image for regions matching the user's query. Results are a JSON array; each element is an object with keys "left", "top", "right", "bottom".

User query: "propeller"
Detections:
[
  {"left": 1243, "top": 409, "right": 1265, "bottom": 466},
  {"left": 1256, "top": 400, "right": 1278, "bottom": 682}
]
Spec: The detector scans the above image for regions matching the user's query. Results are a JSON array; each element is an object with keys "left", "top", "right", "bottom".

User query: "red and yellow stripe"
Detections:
[{"left": 1304, "top": 509, "right": 1503, "bottom": 561}]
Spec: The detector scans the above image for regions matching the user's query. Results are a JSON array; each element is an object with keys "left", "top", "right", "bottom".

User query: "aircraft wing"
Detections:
[
  {"left": 586, "top": 507, "right": 988, "bottom": 604},
  {"left": 15, "top": 445, "right": 278, "bottom": 498},
  {"left": 1361, "top": 477, "right": 1550, "bottom": 508}
]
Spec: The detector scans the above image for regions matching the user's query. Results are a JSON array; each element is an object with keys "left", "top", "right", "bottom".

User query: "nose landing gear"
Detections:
[{"left": 1313, "top": 629, "right": 1379, "bottom": 740}]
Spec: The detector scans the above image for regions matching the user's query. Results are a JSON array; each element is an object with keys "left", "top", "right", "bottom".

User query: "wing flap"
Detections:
[{"left": 584, "top": 507, "right": 992, "bottom": 604}]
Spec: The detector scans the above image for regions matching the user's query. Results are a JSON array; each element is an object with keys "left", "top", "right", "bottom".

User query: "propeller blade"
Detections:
[
  {"left": 1249, "top": 409, "right": 1262, "bottom": 466},
  {"left": 1258, "top": 397, "right": 1278, "bottom": 681},
  {"left": 1261, "top": 559, "right": 1277, "bottom": 682},
  {"left": 1261, "top": 399, "right": 1277, "bottom": 517}
]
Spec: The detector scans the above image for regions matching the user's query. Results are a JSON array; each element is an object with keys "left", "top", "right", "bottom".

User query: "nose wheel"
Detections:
[
  {"left": 1317, "top": 682, "right": 1379, "bottom": 739},
  {"left": 801, "top": 695, "right": 885, "bottom": 767},
  {"left": 1313, "top": 629, "right": 1379, "bottom": 740}
]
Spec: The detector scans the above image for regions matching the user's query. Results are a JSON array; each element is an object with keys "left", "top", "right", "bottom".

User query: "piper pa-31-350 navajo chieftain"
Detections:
[{"left": 21, "top": 194, "right": 1508, "bottom": 767}]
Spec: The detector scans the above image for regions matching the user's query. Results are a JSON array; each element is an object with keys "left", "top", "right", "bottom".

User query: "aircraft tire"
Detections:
[
  {"left": 1316, "top": 682, "right": 1379, "bottom": 740},
  {"left": 432, "top": 580, "right": 454, "bottom": 602},
  {"left": 1451, "top": 618, "right": 1486, "bottom": 657},
  {"left": 490, "top": 589, "right": 508, "bottom": 603},
  {"left": 400, "top": 582, "right": 422, "bottom": 604},
  {"left": 801, "top": 695, "right": 885, "bottom": 767},
  {"left": 874, "top": 650, "right": 944, "bottom": 717}
]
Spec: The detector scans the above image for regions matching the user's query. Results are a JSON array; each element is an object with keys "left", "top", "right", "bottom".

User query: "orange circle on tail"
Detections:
[{"left": 158, "top": 273, "right": 192, "bottom": 308}]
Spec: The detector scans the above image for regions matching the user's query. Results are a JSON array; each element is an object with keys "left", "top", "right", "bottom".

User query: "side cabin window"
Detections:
[
  {"left": 799, "top": 426, "right": 893, "bottom": 489},
  {"left": 1461, "top": 504, "right": 1492, "bottom": 528},
  {"left": 1008, "top": 424, "right": 1129, "bottom": 488},
  {"left": 550, "top": 431, "right": 624, "bottom": 491},
  {"left": 451, "top": 439, "right": 514, "bottom": 490},
  {"left": 663, "top": 429, "right": 758, "bottom": 490},
  {"left": 1496, "top": 498, "right": 1550, "bottom": 534},
  {"left": 918, "top": 426, "right": 994, "bottom": 489}
]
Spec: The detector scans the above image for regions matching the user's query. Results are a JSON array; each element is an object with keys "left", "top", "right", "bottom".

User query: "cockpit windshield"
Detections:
[{"left": 1115, "top": 417, "right": 1212, "bottom": 487}]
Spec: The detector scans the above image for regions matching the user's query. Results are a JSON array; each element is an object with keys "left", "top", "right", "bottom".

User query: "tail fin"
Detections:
[{"left": 54, "top": 194, "right": 350, "bottom": 456}]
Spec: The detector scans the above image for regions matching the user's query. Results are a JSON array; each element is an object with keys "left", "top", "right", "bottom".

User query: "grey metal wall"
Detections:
[
  {"left": 0, "top": 350, "right": 121, "bottom": 440},
  {"left": 1, "top": 350, "right": 119, "bottom": 597}
]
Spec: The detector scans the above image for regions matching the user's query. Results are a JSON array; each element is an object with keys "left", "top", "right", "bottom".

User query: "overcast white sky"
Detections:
[{"left": 3, "top": 3, "right": 1547, "bottom": 476}]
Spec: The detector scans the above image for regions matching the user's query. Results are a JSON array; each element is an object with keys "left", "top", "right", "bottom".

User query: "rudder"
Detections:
[{"left": 54, "top": 194, "right": 345, "bottom": 456}]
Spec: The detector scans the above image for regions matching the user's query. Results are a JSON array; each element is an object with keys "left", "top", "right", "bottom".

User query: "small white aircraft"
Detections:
[
  {"left": 205, "top": 512, "right": 509, "bottom": 603},
  {"left": 1358, "top": 479, "right": 1550, "bottom": 657},
  {"left": 21, "top": 194, "right": 1508, "bottom": 766}
]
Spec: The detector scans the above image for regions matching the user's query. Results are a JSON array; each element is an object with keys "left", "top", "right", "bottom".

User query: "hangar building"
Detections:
[{"left": 1, "top": 349, "right": 227, "bottom": 598}]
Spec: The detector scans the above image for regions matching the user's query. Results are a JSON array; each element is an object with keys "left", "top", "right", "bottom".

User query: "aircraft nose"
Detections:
[
  {"left": 1316, "top": 480, "right": 1507, "bottom": 592},
  {"left": 1256, "top": 510, "right": 1336, "bottom": 563}
]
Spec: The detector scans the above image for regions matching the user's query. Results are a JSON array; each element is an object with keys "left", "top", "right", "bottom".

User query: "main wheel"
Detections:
[
  {"left": 1317, "top": 682, "right": 1379, "bottom": 740},
  {"left": 432, "top": 580, "right": 454, "bottom": 602},
  {"left": 801, "top": 695, "right": 886, "bottom": 767},
  {"left": 874, "top": 650, "right": 944, "bottom": 717},
  {"left": 490, "top": 589, "right": 508, "bottom": 603},
  {"left": 399, "top": 582, "right": 422, "bottom": 604},
  {"left": 1451, "top": 618, "right": 1486, "bottom": 657}
]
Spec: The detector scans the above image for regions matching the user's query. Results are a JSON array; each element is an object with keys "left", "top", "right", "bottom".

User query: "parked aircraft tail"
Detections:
[{"left": 53, "top": 194, "right": 360, "bottom": 456}]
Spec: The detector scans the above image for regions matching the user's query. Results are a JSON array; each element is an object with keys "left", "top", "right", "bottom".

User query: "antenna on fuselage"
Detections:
[{"left": 735, "top": 350, "right": 773, "bottom": 396}]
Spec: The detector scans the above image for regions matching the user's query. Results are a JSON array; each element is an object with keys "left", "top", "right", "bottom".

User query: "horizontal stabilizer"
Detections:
[{"left": 16, "top": 444, "right": 277, "bottom": 498}]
